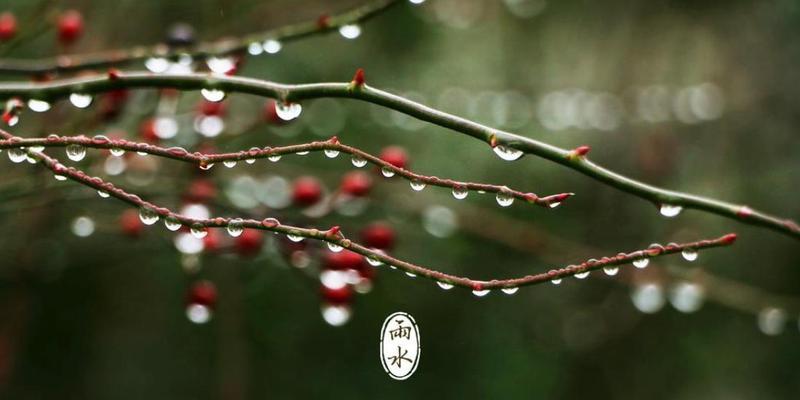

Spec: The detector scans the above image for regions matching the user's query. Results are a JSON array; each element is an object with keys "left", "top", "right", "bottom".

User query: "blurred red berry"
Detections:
[
  {"left": 340, "top": 171, "right": 372, "bottom": 197},
  {"left": 57, "top": 10, "right": 84, "bottom": 44},
  {"left": 0, "top": 12, "right": 17, "bottom": 41},
  {"left": 188, "top": 280, "right": 217, "bottom": 307},
  {"left": 361, "top": 222, "right": 395, "bottom": 250},
  {"left": 263, "top": 100, "right": 283, "bottom": 124},
  {"left": 235, "top": 229, "right": 264, "bottom": 257},
  {"left": 324, "top": 249, "right": 365, "bottom": 271},
  {"left": 184, "top": 179, "right": 217, "bottom": 203},
  {"left": 292, "top": 176, "right": 323, "bottom": 207},
  {"left": 380, "top": 146, "right": 408, "bottom": 169},
  {"left": 119, "top": 209, "right": 143, "bottom": 237},
  {"left": 139, "top": 118, "right": 159, "bottom": 143},
  {"left": 203, "top": 228, "right": 222, "bottom": 252},
  {"left": 321, "top": 285, "right": 352, "bottom": 305},
  {"left": 198, "top": 100, "right": 226, "bottom": 116}
]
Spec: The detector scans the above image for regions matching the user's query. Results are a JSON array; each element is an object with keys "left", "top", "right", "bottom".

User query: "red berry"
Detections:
[
  {"left": 340, "top": 171, "right": 372, "bottom": 197},
  {"left": 0, "top": 12, "right": 17, "bottom": 41},
  {"left": 380, "top": 146, "right": 408, "bottom": 169},
  {"left": 198, "top": 100, "right": 226, "bottom": 116},
  {"left": 119, "top": 209, "right": 143, "bottom": 237},
  {"left": 323, "top": 249, "right": 365, "bottom": 271},
  {"left": 235, "top": 229, "right": 263, "bottom": 257},
  {"left": 263, "top": 100, "right": 283, "bottom": 124},
  {"left": 361, "top": 222, "right": 395, "bottom": 250},
  {"left": 321, "top": 285, "right": 352, "bottom": 305},
  {"left": 203, "top": 229, "right": 222, "bottom": 252},
  {"left": 139, "top": 118, "right": 159, "bottom": 143},
  {"left": 188, "top": 280, "right": 217, "bottom": 307},
  {"left": 184, "top": 178, "right": 217, "bottom": 203},
  {"left": 57, "top": 10, "right": 84, "bottom": 44},
  {"left": 292, "top": 176, "right": 323, "bottom": 207}
]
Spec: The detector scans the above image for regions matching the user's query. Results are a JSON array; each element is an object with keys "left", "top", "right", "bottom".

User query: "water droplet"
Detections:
[
  {"left": 409, "top": 0, "right": 426, "bottom": 5},
  {"left": 222, "top": 218, "right": 244, "bottom": 237},
  {"left": 296, "top": 151, "right": 309, "bottom": 156},
  {"left": 275, "top": 102, "right": 302, "bottom": 121},
  {"left": 548, "top": 201, "right": 562, "bottom": 209},
  {"left": 69, "top": 93, "right": 92, "bottom": 108},
  {"left": 380, "top": 167, "right": 395, "bottom": 178},
  {"left": 493, "top": 145, "right": 524, "bottom": 161},
  {"left": 366, "top": 254, "right": 383, "bottom": 266},
  {"left": 603, "top": 266, "right": 619, "bottom": 276},
  {"left": 261, "top": 217, "right": 280, "bottom": 228},
  {"left": 199, "top": 163, "right": 214, "bottom": 170},
  {"left": 145, "top": 57, "right": 170, "bottom": 73},
  {"left": 551, "top": 278, "right": 562, "bottom": 285},
  {"left": 501, "top": 287, "right": 519, "bottom": 295},
  {"left": 339, "top": 24, "right": 361, "bottom": 39},
  {"left": 206, "top": 56, "right": 235, "bottom": 74},
  {"left": 186, "top": 304, "right": 212, "bottom": 324},
  {"left": 574, "top": 271, "right": 590, "bottom": 279},
  {"left": 496, "top": 191, "right": 514, "bottom": 207},
  {"left": 472, "top": 289, "right": 490, "bottom": 297},
  {"left": 326, "top": 241, "right": 344, "bottom": 253},
  {"left": 138, "top": 207, "right": 159, "bottom": 225},
  {"left": 758, "top": 307, "right": 786, "bottom": 336},
  {"left": 28, "top": 145, "right": 44, "bottom": 153},
  {"left": 71, "top": 216, "right": 95, "bottom": 237},
  {"left": 97, "top": 190, "right": 110, "bottom": 198},
  {"left": 631, "top": 283, "right": 665, "bottom": 314},
  {"left": 65, "top": 144, "right": 86, "bottom": 161},
  {"left": 350, "top": 155, "right": 367, "bottom": 168},
  {"left": 405, "top": 272, "right": 417, "bottom": 278},
  {"left": 54, "top": 173, "right": 67, "bottom": 181},
  {"left": 110, "top": 148, "right": 125, "bottom": 157},
  {"left": 223, "top": 160, "right": 237, "bottom": 168},
  {"left": 190, "top": 225, "right": 208, "bottom": 238},
  {"left": 669, "top": 282, "right": 705, "bottom": 313},
  {"left": 408, "top": 180, "right": 426, "bottom": 192},
  {"left": 247, "top": 42, "right": 263, "bottom": 55},
  {"left": 27, "top": 99, "right": 50, "bottom": 112},
  {"left": 437, "top": 281, "right": 454, "bottom": 290},
  {"left": 7, "top": 148, "right": 26, "bottom": 163},
  {"left": 268, "top": 154, "right": 281, "bottom": 162},
  {"left": 321, "top": 304, "right": 351, "bottom": 327},
  {"left": 324, "top": 149, "right": 340, "bottom": 158},
  {"left": 164, "top": 216, "right": 182, "bottom": 231},
  {"left": 633, "top": 258, "right": 650, "bottom": 269},
  {"left": 659, "top": 204, "right": 682, "bottom": 217},
  {"left": 201, "top": 88, "right": 225, "bottom": 102},
  {"left": 452, "top": 187, "right": 468, "bottom": 200},
  {"left": 287, "top": 233, "right": 304, "bottom": 242},
  {"left": 262, "top": 39, "right": 282, "bottom": 54},
  {"left": 681, "top": 248, "right": 698, "bottom": 262},
  {"left": 5, "top": 114, "right": 19, "bottom": 126}
]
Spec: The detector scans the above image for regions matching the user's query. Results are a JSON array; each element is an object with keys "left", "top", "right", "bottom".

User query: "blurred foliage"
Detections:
[{"left": 0, "top": 0, "right": 799, "bottom": 399}]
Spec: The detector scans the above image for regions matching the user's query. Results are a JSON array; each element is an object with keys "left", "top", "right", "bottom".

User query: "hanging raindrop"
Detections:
[
  {"left": 287, "top": 233, "right": 304, "bottom": 242},
  {"left": 603, "top": 266, "right": 619, "bottom": 276},
  {"left": 659, "top": 204, "right": 683, "bottom": 217},
  {"left": 223, "top": 160, "right": 237, "bottom": 168},
  {"left": 190, "top": 225, "right": 208, "bottom": 238},
  {"left": 324, "top": 149, "right": 340, "bottom": 158},
  {"left": 327, "top": 241, "right": 344, "bottom": 253},
  {"left": 633, "top": 258, "right": 650, "bottom": 269},
  {"left": 410, "top": 180, "right": 426, "bottom": 191},
  {"left": 145, "top": 57, "right": 170, "bottom": 73},
  {"left": 437, "top": 281, "right": 454, "bottom": 290},
  {"left": 164, "top": 216, "right": 182, "bottom": 231},
  {"left": 275, "top": 103, "right": 302, "bottom": 121},
  {"left": 452, "top": 187, "right": 468, "bottom": 200},
  {"left": 472, "top": 289, "right": 491, "bottom": 297},
  {"left": 501, "top": 287, "right": 519, "bottom": 295},
  {"left": 339, "top": 24, "right": 361, "bottom": 39},
  {"left": 551, "top": 278, "right": 562, "bottom": 285},
  {"left": 138, "top": 207, "right": 160, "bottom": 225},
  {"left": 574, "top": 271, "right": 590, "bottom": 279},
  {"left": 493, "top": 145, "right": 524, "bottom": 161},
  {"left": 226, "top": 218, "right": 244, "bottom": 237},
  {"left": 268, "top": 154, "right": 281, "bottom": 162},
  {"left": 201, "top": 88, "right": 225, "bottom": 102},
  {"left": 350, "top": 155, "right": 367, "bottom": 168},
  {"left": 69, "top": 93, "right": 93, "bottom": 108},
  {"left": 262, "top": 39, "right": 282, "bottom": 54},
  {"left": 681, "top": 248, "right": 698, "bottom": 262},
  {"left": 27, "top": 99, "right": 51, "bottom": 112},
  {"left": 380, "top": 167, "right": 395, "bottom": 178},
  {"left": 7, "top": 148, "right": 26, "bottom": 163},
  {"left": 495, "top": 191, "right": 514, "bottom": 207},
  {"left": 110, "top": 148, "right": 125, "bottom": 156},
  {"left": 65, "top": 144, "right": 86, "bottom": 161},
  {"left": 97, "top": 190, "right": 110, "bottom": 198}
]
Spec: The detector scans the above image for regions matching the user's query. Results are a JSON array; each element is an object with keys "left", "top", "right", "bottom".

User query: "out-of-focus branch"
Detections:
[
  {"left": 0, "top": 129, "right": 736, "bottom": 292},
  {"left": 0, "top": 135, "right": 573, "bottom": 208},
  {"left": 0, "top": 71, "right": 794, "bottom": 238},
  {"left": 0, "top": 0, "right": 402, "bottom": 75}
]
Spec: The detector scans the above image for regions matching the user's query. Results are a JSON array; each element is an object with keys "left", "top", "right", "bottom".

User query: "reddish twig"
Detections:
[
  {"left": 0, "top": 134, "right": 573, "bottom": 208},
  {"left": 0, "top": 129, "right": 736, "bottom": 293}
]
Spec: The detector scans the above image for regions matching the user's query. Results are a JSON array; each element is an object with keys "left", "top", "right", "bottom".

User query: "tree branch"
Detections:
[
  {"left": 0, "top": 135, "right": 573, "bottom": 208},
  {"left": 0, "top": 128, "right": 736, "bottom": 292},
  {"left": 0, "top": 0, "right": 402, "bottom": 75},
  {"left": 0, "top": 72, "right": 795, "bottom": 239}
]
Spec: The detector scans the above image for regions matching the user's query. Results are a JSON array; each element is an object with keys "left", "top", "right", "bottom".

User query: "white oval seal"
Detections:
[{"left": 380, "top": 311, "right": 420, "bottom": 380}]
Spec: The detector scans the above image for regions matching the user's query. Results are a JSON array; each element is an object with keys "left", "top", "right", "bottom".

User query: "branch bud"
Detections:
[
  {"left": 489, "top": 134, "right": 498, "bottom": 148},
  {"left": 721, "top": 233, "right": 737, "bottom": 244}
]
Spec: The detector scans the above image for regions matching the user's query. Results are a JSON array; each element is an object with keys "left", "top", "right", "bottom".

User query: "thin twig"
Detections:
[
  {"left": 0, "top": 0, "right": 402, "bottom": 75},
  {"left": 0, "top": 72, "right": 795, "bottom": 238},
  {"left": 0, "top": 128, "right": 736, "bottom": 291}
]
